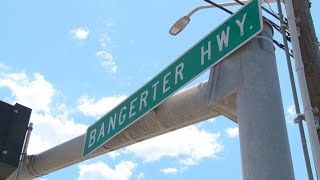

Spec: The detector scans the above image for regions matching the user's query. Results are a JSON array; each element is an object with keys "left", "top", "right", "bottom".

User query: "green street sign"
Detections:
[{"left": 83, "top": 0, "right": 262, "bottom": 158}]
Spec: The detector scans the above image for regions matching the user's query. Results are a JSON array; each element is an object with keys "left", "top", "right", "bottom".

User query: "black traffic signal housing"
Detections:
[{"left": 0, "top": 100, "right": 31, "bottom": 179}]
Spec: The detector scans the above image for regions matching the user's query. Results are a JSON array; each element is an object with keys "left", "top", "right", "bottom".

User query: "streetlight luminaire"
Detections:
[{"left": 169, "top": 16, "right": 190, "bottom": 36}]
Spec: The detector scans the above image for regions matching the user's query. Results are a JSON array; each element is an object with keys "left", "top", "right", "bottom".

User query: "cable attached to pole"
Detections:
[{"left": 203, "top": 0, "right": 233, "bottom": 14}]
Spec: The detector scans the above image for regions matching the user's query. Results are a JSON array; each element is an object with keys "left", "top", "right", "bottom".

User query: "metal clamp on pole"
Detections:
[{"left": 294, "top": 113, "right": 305, "bottom": 124}]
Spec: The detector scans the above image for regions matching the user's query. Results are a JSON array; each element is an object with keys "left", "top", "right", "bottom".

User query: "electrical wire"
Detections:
[
  {"left": 203, "top": 0, "right": 233, "bottom": 14},
  {"left": 273, "top": 39, "right": 294, "bottom": 57},
  {"left": 263, "top": 0, "right": 279, "bottom": 19}
]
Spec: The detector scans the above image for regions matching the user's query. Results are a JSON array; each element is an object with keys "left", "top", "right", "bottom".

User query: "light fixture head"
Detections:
[{"left": 169, "top": 16, "right": 190, "bottom": 36}]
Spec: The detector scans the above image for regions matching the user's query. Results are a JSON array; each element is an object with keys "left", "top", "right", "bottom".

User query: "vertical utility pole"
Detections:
[{"left": 292, "top": 0, "right": 320, "bottom": 141}]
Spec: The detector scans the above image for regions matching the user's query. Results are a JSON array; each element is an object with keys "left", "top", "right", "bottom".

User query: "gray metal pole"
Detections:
[
  {"left": 15, "top": 123, "right": 33, "bottom": 180},
  {"left": 237, "top": 21, "right": 295, "bottom": 180}
]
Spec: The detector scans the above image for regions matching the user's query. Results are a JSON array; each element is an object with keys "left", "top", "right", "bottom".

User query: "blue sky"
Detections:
[{"left": 0, "top": 0, "right": 319, "bottom": 179}]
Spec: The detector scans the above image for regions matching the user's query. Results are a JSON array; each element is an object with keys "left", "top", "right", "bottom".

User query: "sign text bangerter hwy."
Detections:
[{"left": 83, "top": 0, "right": 262, "bottom": 157}]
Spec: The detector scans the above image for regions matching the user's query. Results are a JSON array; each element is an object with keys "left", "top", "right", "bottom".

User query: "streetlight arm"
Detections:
[
  {"left": 186, "top": 5, "right": 216, "bottom": 17},
  {"left": 186, "top": 0, "right": 252, "bottom": 18}
]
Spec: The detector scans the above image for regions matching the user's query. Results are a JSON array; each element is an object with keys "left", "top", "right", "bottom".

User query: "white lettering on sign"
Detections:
[
  {"left": 217, "top": 26, "right": 230, "bottom": 52},
  {"left": 175, "top": 63, "right": 184, "bottom": 84},
  {"left": 236, "top": 13, "right": 247, "bottom": 36},
  {"left": 86, "top": 59, "right": 187, "bottom": 147},
  {"left": 200, "top": 12, "right": 252, "bottom": 65},
  {"left": 108, "top": 113, "right": 117, "bottom": 134},
  {"left": 201, "top": 41, "right": 212, "bottom": 65},
  {"left": 139, "top": 90, "right": 148, "bottom": 111},
  {"left": 97, "top": 122, "right": 105, "bottom": 141},
  {"left": 119, "top": 106, "right": 127, "bottom": 125},
  {"left": 129, "top": 97, "right": 137, "bottom": 118},
  {"left": 87, "top": 12, "right": 255, "bottom": 149},
  {"left": 163, "top": 71, "right": 171, "bottom": 94},
  {"left": 152, "top": 81, "right": 159, "bottom": 101},
  {"left": 88, "top": 129, "right": 96, "bottom": 148}
]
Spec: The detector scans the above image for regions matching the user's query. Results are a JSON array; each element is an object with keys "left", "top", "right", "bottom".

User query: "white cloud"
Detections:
[
  {"left": 225, "top": 127, "right": 239, "bottom": 138},
  {"left": 98, "top": 20, "right": 114, "bottom": 48},
  {"left": 0, "top": 72, "right": 54, "bottom": 112},
  {"left": 286, "top": 105, "right": 296, "bottom": 125},
  {"left": 99, "top": 34, "right": 111, "bottom": 49},
  {"left": 208, "top": 118, "right": 216, "bottom": 123},
  {"left": 160, "top": 168, "right": 178, "bottom": 175},
  {"left": 29, "top": 111, "right": 87, "bottom": 154},
  {"left": 71, "top": 27, "right": 90, "bottom": 40},
  {"left": 77, "top": 95, "right": 126, "bottom": 119},
  {"left": 76, "top": 161, "right": 137, "bottom": 180},
  {"left": 125, "top": 125, "right": 223, "bottom": 166},
  {"left": 96, "top": 51, "right": 118, "bottom": 73},
  {"left": 287, "top": 105, "right": 295, "bottom": 116},
  {"left": 0, "top": 71, "right": 87, "bottom": 154},
  {"left": 108, "top": 150, "right": 121, "bottom": 160},
  {"left": 287, "top": 105, "right": 296, "bottom": 118},
  {"left": 95, "top": 23, "right": 118, "bottom": 74},
  {"left": 137, "top": 172, "right": 144, "bottom": 180},
  {"left": 0, "top": 63, "right": 9, "bottom": 70}
]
